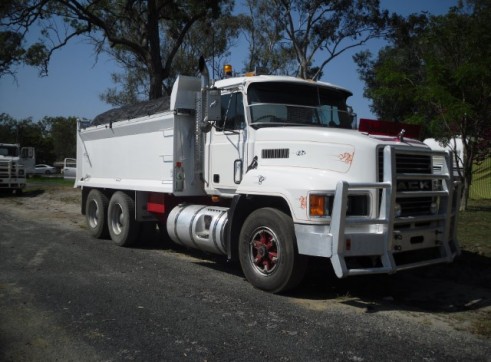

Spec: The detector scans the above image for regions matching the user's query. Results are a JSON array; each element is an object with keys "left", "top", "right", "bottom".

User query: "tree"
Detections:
[
  {"left": 0, "top": 113, "right": 18, "bottom": 141},
  {"left": 353, "top": 14, "right": 430, "bottom": 123},
  {"left": 241, "top": 0, "right": 390, "bottom": 80},
  {"left": 40, "top": 116, "right": 77, "bottom": 160},
  {"left": 1, "top": 0, "right": 233, "bottom": 101},
  {"left": 100, "top": 6, "right": 241, "bottom": 106},
  {"left": 0, "top": 113, "right": 54, "bottom": 162},
  {"left": 355, "top": 0, "right": 491, "bottom": 210},
  {"left": 0, "top": 113, "right": 78, "bottom": 163},
  {"left": 239, "top": 0, "right": 297, "bottom": 75},
  {"left": 0, "top": 30, "right": 25, "bottom": 77}
]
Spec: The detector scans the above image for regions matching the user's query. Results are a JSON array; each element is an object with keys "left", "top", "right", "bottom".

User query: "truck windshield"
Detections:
[
  {"left": 0, "top": 145, "right": 19, "bottom": 157},
  {"left": 247, "top": 82, "right": 355, "bottom": 129}
]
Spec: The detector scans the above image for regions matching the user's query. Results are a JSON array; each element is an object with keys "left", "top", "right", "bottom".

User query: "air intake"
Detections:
[{"left": 262, "top": 148, "right": 290, "bottom": 159}]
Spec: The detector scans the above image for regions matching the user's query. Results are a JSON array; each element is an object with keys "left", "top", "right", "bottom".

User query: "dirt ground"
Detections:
[{"left": 2, "top": 184, "right": 491, "bottom": 340}]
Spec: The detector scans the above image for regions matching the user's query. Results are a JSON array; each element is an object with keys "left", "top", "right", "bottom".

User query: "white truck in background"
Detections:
[
  {"left": 424, "top": 137, "right": 464, "bottom": 178},
  {"left": 0, "top": 143, "right": 35, "bottom": 193},
  {"left": 76, "top": 58, "right": 461, "bottom": 293},
  {"left": 62, "top": 158, "right": 77, "bottom": 179}
]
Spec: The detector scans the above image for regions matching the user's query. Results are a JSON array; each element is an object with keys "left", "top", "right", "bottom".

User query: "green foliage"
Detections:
[
  {"left": 0, "top": 113, "right": 77, "bottom": 164},
  {"left": 40, "top": 116, "right": 77, "bottom": 160},
  {"left": 0, "top": 31, "right": 25, "bottom": 76},
  {"left": 0, "top": 113, "right": 18, "bottom": 141},
  {"left": 24, "top": 43, "right": 48, "bottom": 68},
  {"left": 355, "top": 0, "right": 491, "bottom": 210},
  {"left": 100, "top": 2, "right": 240, "bottom": 105},
  {"left": 239, "top": 0, "right": 297, "bottom": 75},
  {"left": 242, "top": 0, "right": 390, "bottom": 80},
  {"left": 1, "top": 0, "right": 235, "bottom": 102}
]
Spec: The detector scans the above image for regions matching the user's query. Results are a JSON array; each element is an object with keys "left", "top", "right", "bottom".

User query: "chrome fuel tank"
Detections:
[{"left": 166, "top": 204, "right": 228, "bottom": 255}]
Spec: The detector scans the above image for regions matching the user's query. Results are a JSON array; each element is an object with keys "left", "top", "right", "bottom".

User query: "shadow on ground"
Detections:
[
  {"left": 0, "top": 189, "right": 45, "bottom": 198},
  {"left": 136, "top": 225, "right": 491, "bottom": 324},
  {"left": 291, "top": 252, "right": 491, "bottom": 314},
  {"left": 81, "top": 213, "right": 491, "bottom": 337}
]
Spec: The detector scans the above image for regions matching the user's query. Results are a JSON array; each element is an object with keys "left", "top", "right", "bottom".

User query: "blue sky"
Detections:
[{"left": 0, "top": 0, "right": 458, "bottom": 122}]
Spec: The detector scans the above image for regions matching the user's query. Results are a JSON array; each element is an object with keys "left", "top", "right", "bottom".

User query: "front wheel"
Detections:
[
  {"left": 108, "top": 191, "right": 140, "bottom": 247},
  {"left": 239, "top": 208, "right": 308, "bottom": 293}
]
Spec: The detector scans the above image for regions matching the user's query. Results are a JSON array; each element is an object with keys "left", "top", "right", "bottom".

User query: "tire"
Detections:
[
  {"left": 239, "top": 208, "right": 308, "bottom": 293},
  {"left": 108, "top": 191, "right": 140, "bottom": 247},
  {"left": 85, "top": 189, "right": 109, "bottom": 239}
]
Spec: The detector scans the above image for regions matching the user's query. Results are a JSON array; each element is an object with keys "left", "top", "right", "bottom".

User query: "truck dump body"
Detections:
[
  {"left": 77, "top": 77, "right": 204, "bottom": 196},
  {"left": 78, "top": 112, "right": 175, "bottom": 192}
]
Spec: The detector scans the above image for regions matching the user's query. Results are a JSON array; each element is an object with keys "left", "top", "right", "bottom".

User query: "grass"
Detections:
[
  {"left": 27, "top": 175, "right": 76, "bottom": 187},
  {"left": 458, "top": 199, "right": 491, "bottom": 257}
]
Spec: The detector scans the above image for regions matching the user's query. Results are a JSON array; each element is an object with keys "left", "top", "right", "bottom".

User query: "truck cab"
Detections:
[{"left": 0, "top": 143, "right": 34, "bottom": 193}]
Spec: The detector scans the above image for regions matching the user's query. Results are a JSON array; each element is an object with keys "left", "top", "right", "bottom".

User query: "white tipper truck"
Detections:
[
  {"left": 0, "top": 143, "right": 35, "bottom": 193},
  {"left": 76, "top": 59, "right": 461, "bottom": 293}
]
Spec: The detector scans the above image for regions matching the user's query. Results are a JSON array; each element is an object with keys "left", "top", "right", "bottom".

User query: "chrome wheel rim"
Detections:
[
  {"left": 249, "top": 226, "right": 280, "bottom": 275},
  {"left": 110, "top": 203, "right": 124, "bottom": 235},
  {"left": 87, "top": 199, "right": 99, "bottom": 229}
]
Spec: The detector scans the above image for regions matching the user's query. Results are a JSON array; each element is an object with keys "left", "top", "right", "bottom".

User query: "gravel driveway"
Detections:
[{"left": 0, "top": 185, "right": 490, "bottom": 361}]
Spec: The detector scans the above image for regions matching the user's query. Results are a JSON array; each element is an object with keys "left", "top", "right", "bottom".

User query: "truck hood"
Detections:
[
  {"left": 254, "top": 126, "right": 426, "bottom": 146},
  {"left": 0, "top": 156, "right": 20, "bottom": 161},
  {"left": 252, "top": 126, "right": 428, "bottom": 175}
]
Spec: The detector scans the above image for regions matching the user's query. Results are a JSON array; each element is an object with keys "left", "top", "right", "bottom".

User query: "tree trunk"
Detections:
[
  {"left": 148, "top": 72, "right": 164, "bottom": 100},
  {"left": 459, "top": 153, "right": 473, "bottom": 212},
  {"left": 147, "top": 0, "right": 164, "bottom": 100},
  {"left": 460, "top": 175, "right": 469, "bottom": 211}
]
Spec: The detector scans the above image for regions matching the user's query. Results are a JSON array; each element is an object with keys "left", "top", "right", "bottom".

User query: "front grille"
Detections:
[
  {"left": 378, "top": 148, "right": 434, "bottom": 216},
  {"left": 398, "top": 197, "right": 433, "bottom": 216},
  {"left": 0, "top": 161, "right": 20, "bottom": 178},
  {"left": 378, "top": 149, "right": 432, "bottom": 180},
  {"left": 395, "top": 153, "right": 432, "bottom": 174}
]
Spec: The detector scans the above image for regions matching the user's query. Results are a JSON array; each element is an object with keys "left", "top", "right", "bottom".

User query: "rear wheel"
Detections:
[
  {"left": 108, "top": 191, "right": 140, "bottom": 246},
  {"left": 85, "top": 189, "right": 109, "bottom": 239},
  {"left": 239, "top": 208, "right": 308, "bottom": 293}
]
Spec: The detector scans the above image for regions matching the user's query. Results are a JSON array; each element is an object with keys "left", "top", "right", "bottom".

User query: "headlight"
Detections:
[{"left": 347, "top": 194, "right": 370, "bottom": 216}]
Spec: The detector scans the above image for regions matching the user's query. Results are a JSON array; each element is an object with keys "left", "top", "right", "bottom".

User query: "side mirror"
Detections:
[{"left": 200, "top": 88, "right": 221, "bottom": 133}]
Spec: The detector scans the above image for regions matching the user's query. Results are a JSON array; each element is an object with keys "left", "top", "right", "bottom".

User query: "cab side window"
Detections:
[{"left": 218, "top": 92, "right": 245, "bottom": 131}]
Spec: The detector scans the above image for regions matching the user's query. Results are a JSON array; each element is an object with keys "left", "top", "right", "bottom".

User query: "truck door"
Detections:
[
  {"left": 20, "top": 147, "right": 35, "bottom": 174},
  {"left": 208, "top": 92, "right": 246, "bottom": 194}
]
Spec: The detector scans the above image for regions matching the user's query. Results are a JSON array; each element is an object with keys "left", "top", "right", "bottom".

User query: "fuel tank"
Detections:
[{"left": 166, "top": 204, "right": 229, "bottom": 255}]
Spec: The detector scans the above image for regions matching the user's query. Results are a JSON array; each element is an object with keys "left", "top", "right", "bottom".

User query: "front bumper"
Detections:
[{"left": 294, "top": 146, "right": 461, "bottom": 278}]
